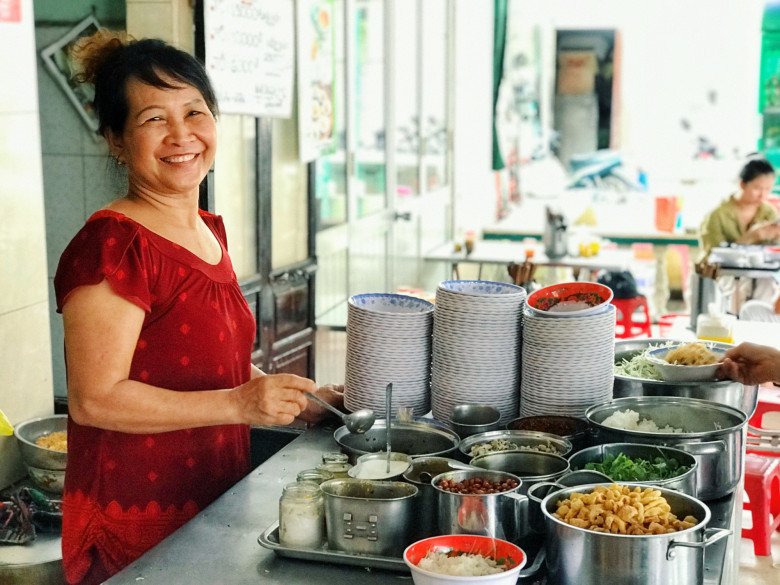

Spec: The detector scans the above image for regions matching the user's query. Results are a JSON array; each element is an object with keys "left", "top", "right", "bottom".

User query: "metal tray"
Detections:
[{"left": 258, "top": 522, "right": 408, "bottom": 572}]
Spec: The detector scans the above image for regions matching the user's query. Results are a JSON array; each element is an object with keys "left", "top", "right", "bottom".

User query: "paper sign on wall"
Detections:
[
  {"left": 204, "top": 0, "right": 295, "bottom": 118},
  {"left": 296, "top": 0, "right": 336, "bottom": 162}
]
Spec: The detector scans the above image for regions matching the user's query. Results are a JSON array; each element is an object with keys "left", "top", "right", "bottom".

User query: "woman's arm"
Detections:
[{"left": 63, "top": 280, "right": 315, "bottom": 434}]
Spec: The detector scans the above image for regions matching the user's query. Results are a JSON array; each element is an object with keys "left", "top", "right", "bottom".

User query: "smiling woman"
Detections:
[{"left": 53, "top": 31, "right": 343, "bottom": 585}]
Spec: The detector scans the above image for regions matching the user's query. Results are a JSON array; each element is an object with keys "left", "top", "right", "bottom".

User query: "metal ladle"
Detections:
[{"left": 306, "top": 393, "right": 376, "bottom": 434}]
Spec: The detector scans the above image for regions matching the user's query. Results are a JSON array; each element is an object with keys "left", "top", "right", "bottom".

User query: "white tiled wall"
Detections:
[{"left": 0, "top": 0, "right": 55, "bottom": 489}]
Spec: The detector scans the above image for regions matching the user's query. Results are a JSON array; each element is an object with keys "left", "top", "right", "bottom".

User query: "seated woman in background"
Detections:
[
  {"left": 699, "top": 157, "right": 780, "bottom": 254},
  {"left": 699, "top": 157, "right": 780, "bottom": 319}
]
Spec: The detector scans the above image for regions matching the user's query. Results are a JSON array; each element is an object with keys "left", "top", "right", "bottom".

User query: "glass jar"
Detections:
[
  {"left": 296, "top": 468, "right": 334, "bottom": 485},
  {"left": 321, "top": 451, "right": 349, "bottom": 465},
  {"left": 316, "top": 461, "right": 352, "bottom": 479},
  {"left": 278, "top": 482, "right": 324, "bottom": 548}
]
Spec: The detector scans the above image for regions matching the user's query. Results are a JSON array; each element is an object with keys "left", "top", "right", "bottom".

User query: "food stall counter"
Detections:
[
  {"left": 104, "top": 424, "right": 743, "bottom": 585},
  {"left": 104, "top": 425, "right": 407, "bottom": 585}
]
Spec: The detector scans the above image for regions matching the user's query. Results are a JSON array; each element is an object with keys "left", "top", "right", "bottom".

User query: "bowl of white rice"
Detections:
[{"left": 403, "top": 534, "right": 526, "bottom": 585}]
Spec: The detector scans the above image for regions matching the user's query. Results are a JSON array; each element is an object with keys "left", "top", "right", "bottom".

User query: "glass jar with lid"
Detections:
[
  {"left": 296, "top": 468, "right": 334, "bottom": 485},
  {"left": 278, "top": 482, "right": 324, "bottom": 548},
  {"left": 321, "top": 451, "right": 349, "bottom": 465},
  {"left": 316, "top": 461, "right": 352, "bottom": 479}
]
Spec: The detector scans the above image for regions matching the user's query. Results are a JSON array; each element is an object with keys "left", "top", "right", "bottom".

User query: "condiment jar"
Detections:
[
  {"left": 321, "top": 451, "right": 349, "bottom": 465},
  {"left": 316, "top": 461, "right": 352, "bottom": 479},
  {"left": 296, "top": 468, "right": 334, "bottom": 485},
  {"left": 696, "top": 303, "right": 734, "bottom": 343},
  {"left": 278, "top": 482, "right": 324, "bottom": 548}
]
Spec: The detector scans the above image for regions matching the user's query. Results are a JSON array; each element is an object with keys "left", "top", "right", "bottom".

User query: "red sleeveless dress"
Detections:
[{"left": 54, "top": 209, "right": 253, "bottom": 584}]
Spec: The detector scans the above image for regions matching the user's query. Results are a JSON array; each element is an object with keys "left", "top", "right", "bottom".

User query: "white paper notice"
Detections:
[{"left": 204, "top": 0, "right": 295, "bottom": 118}]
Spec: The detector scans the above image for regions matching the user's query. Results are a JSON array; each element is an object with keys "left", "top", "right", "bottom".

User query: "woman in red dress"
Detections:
[{"left": 54, "top": 31, "right": 341, "bottom": 584}]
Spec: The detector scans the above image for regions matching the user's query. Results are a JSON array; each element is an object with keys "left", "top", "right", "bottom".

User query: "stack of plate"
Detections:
[
  {"left": 431, "top": 280, "right": 526, "bottom": 425},
  {"left": 344, "top": 293, "right": 434, "bottom": 417},
  {"left": 520, "top": 303, "right": 616, "bottom": 418}
]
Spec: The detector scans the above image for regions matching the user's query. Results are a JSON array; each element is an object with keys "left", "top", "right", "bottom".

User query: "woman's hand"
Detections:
[
  {"left": 746, "top": 221, "right": 780, "bottom": 244},
  {"left": 717, "top": 342, "right": 780, "bottom": 385},
  {"left": 297, "top": 384, "right": 345, "bottom": 425},
  {"left": 231, "top": 374, "right": 317, "bottom": 426}
]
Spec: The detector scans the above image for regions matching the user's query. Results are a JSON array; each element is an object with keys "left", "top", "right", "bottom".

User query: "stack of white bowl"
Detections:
[
  {"left": 431, "top": 280, "right": 526, "bottom": 425},
  {"left": 520, "top": 302, "right": 616, "bottom": 419},
  {"left": 344, "top": 293, "right": 434, "bottom": 417}
]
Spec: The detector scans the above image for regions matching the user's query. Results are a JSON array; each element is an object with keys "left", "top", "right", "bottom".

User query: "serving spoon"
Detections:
[{"left": 306, "top": 392, "right": 376, "bottom": 434}]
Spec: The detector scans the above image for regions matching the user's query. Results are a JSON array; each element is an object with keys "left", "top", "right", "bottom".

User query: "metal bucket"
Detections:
[
  {"left": 432, "top": 469, "right": 526, "bottom": 543},
  {"left": 542, "top": 483, "right": 730, "bottom": 585},
  {"left": 320, "top": 479, "right": 418, "bottom": 557}
]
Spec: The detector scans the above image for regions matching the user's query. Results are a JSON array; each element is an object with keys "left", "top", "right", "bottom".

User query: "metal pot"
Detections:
[
  {"left": 567, "top": 442, "right": 698, "bottom": 497},
  {"left": 401, "top": 457, "right": 475, "bottom": 540},
  {"left": 526, "top": 470, "right": 612, "bottom": 535},
  {"left": 334, "top": 420, "right": 460, "bottom": 464},
  {"left": 320, "top": 478, "right": 418, "bottom": 557},
  {"left": 542, "top": 483, "right": 730, "bottom": 585},
  {"left": 469, "top": 451, "right": 570, "bottom": 495},
  {"left": 613, "top": 338, "right": 758, "bottom": 418},
  {"left": 432, "top": 469, "right": 527, "bottom": 543},
  {"left": 458, "top": 430, "right": 572, "bottom": 461},
  {"left": 506, "top": 415, "right": 592, "bottom": 453},
  {"left": 585, "top": 396, "right": 747, "bottom": 500}
]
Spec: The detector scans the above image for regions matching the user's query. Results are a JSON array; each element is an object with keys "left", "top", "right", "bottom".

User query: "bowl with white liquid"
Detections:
[{"left": 349, "top": 451, "right": 413, "bottom": 480}]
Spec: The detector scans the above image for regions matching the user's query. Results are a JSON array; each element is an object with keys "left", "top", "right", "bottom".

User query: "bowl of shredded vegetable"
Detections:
[
  {"left": 612, "top": 339, "right": 756, "bottom": 416},
  {"left": 646, "top": 342, "right": 726, "bottom": 382},
  {"left": 568, "top": 442, "right": 698, "bottom": 496}
]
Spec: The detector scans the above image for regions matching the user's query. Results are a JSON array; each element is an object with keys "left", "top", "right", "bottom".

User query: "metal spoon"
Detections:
[{"left": 306, "top": 393, "right": 376, "bottom": 434}]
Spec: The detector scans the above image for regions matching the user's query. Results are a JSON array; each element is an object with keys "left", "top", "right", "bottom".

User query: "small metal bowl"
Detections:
[
  {"left": 14, "top": 415, "right": 67, "bottom": 470},
  {"left": 469, "top": 451, "right": 570, "bottom": 495},
  {"left": 448, "top": 404, "right": 501, "bottom": 438},
  {"left": 14, "top": 415, "right": 67, "bottom": 495}
]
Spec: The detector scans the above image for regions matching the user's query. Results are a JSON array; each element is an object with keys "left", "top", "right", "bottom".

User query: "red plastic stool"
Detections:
[
  {"left": 748, "top": 385, "right": 780, "bottom": 456},
  {"left": 611, "top": 296, "right": 653, "bottom": 338},
  {"left": 742, "top": 454, "right": 780, "bottom": 556}
]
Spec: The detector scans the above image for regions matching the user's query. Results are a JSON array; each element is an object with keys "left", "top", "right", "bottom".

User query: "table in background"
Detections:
[{"left": 424, "top": 239, "right": 635, "bottom": 283}]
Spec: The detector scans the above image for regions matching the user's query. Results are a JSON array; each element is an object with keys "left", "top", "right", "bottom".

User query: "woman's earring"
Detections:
[{"left": 115, "top": 156, "right": 126, "bottom": 166}]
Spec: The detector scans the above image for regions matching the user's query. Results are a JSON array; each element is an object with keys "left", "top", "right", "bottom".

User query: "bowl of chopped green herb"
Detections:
[{"left": 568, "top": 442, "right": 697, "bottom": 496}]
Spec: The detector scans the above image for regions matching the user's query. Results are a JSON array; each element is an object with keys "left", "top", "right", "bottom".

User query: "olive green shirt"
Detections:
[{"left": 699, "top": 195, "right": 777, "bottom": 254}]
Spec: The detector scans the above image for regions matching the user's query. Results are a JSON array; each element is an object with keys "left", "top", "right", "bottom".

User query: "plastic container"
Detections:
[
  {"left": 696, "top": 303, "right": 735, "bottom": 344},
  {"left": 278, "top": 482, "right": 325, "bottom": 548}
]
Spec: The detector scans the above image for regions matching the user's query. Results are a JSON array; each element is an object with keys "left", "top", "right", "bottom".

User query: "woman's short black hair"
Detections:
[
  {"left": 92, "top": 38, "right": 218, "bottom": 137},
  {"left": 739, "top": 157, "right": 775, "bottom": 183}
]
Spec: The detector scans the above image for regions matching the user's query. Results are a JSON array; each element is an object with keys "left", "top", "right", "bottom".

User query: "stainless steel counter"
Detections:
[
  {"left": 106, "top": 425, "right": 410, "bottom": 584},
  {"left": 106, "top": 424, "right": 743, "bottom": 585}
]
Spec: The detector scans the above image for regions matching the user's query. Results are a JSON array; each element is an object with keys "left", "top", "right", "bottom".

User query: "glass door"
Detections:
[
  {"left": 346, "top": 0, "right": 390, "bottom": 298},
  {"left": 315, "top": 0, "right": 390, "bottom": 328},
  {"left": 390, "top": 0, "right": 453, "bottom": 293}
]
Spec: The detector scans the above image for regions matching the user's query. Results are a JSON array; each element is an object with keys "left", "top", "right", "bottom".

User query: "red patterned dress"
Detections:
[{"left": 54, "top": 209, "right": 254, "bottom": 584}]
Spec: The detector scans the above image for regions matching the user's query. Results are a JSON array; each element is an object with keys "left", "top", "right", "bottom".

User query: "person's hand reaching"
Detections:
[
  {"left": 297, "top": 384, "right": 345, "bottom": 425},
  {"left": 232, "top": 373, "right": 316, "bottom": 426},
  {"left": 716, "top": 342, "right": 780, "bottom": 385}
]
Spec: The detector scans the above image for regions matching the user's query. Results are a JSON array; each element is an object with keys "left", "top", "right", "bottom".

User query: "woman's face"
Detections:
[
  {"left": 738, "top": 173, "right": 775, "bottom": 205},
  {"left": 109, "top": 75, "right": 217, "bottom": 199}
]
